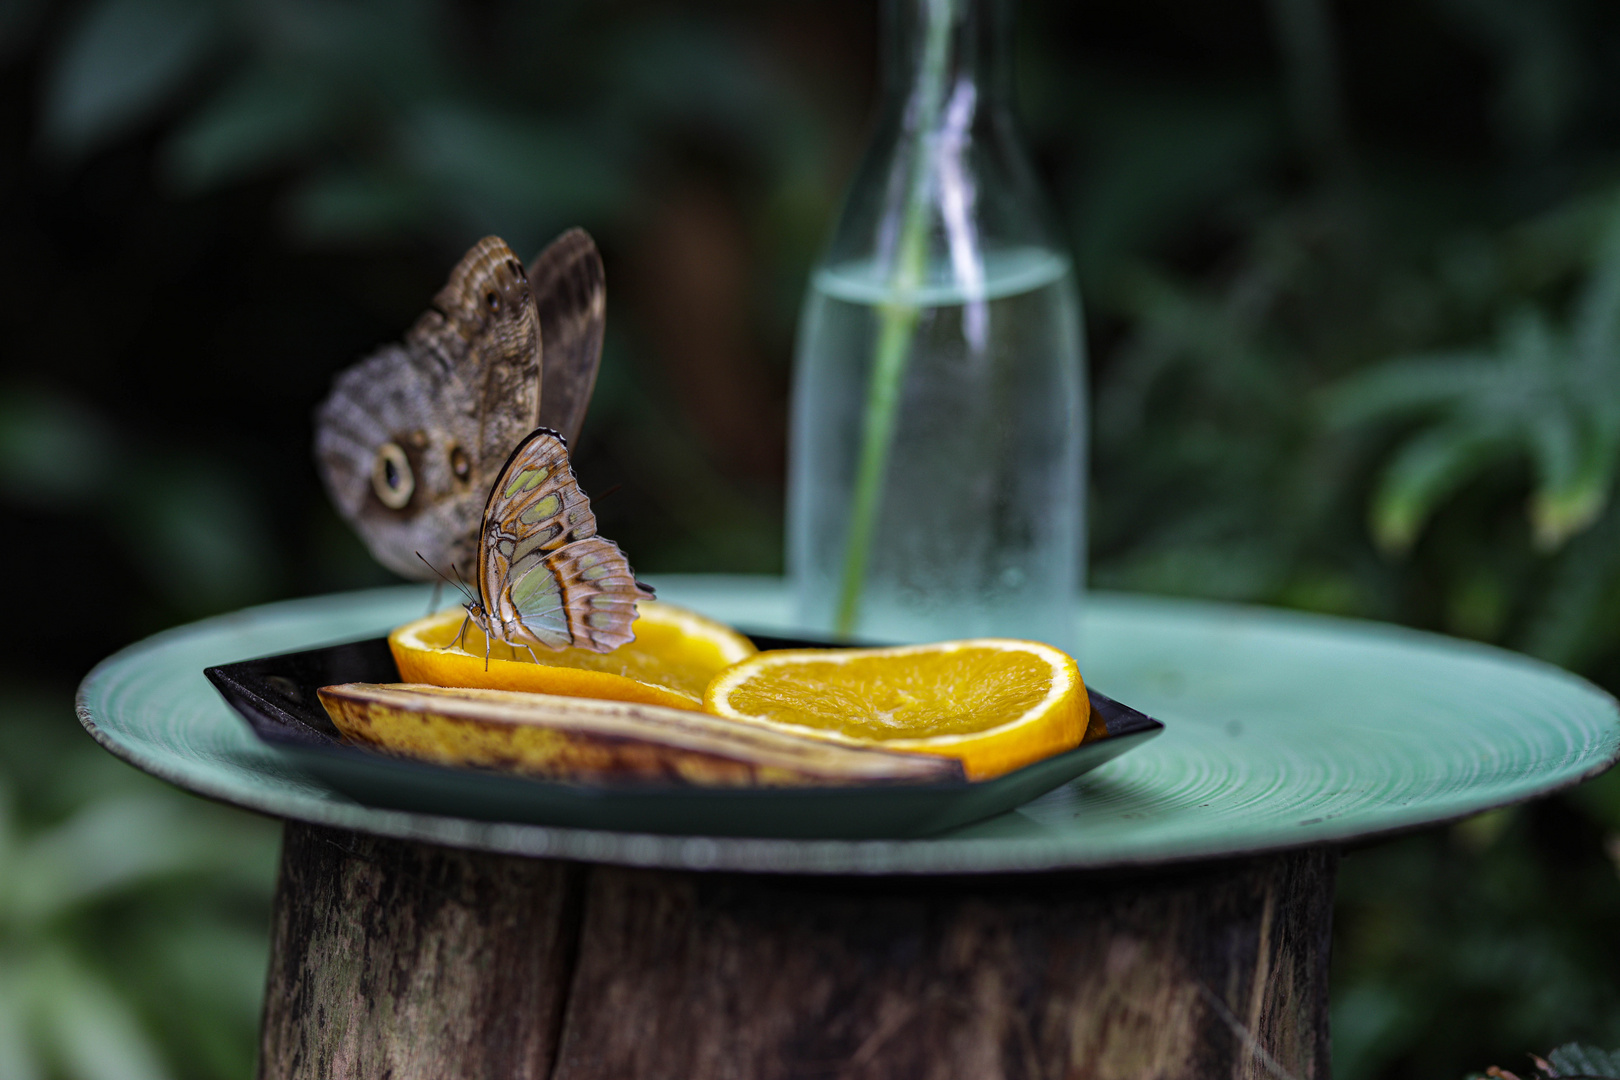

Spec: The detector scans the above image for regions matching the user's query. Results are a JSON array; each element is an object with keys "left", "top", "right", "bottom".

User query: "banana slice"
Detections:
[{"left": 317, "top": 682, "right": 964, "bottom": 787}]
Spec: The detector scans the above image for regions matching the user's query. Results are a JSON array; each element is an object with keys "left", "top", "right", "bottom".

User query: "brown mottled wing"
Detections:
[
  {"left": 477, "top": 429, "right": 652, "bottom": 652},
  {"left": 528, "top": 228, "right": 605, "bottom": 448},
  {"left": 314, "top": 236, "right": 541, "bottom": 580}
]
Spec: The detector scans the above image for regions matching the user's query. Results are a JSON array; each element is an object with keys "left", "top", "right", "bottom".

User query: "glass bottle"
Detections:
[{"left": 787, "top": 0, "right": 1086, "bottom": 649}]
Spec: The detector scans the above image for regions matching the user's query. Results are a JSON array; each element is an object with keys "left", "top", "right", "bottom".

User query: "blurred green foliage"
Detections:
[
  {"left": 0, "top": 689, "right": 278, "bottom": 1080},
  {"left": 5, "top": 0, "right": 1620, "bottom": 1076},
  {"left": 1467, "top": 1041, "right": 1620, "bottom": 1079}
]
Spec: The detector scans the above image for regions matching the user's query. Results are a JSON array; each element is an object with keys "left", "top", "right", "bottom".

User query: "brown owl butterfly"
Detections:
[
  {"left": 457, "top": 427, "right": 653, "bottom": 660},
  {"left": 314, "top": 230, "right": 606, "bottom": 581}
]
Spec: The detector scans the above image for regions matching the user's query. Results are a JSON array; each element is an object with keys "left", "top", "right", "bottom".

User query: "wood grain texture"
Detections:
[
  {"left": 259, "top": 823, "right": 1335, "bottom": 1079},
  {"left": 550, "top": 850, "right": 1336, "bottom": 1080},
  {"left": 257, "top": 823, "right": 582, "bottom": 1080}
]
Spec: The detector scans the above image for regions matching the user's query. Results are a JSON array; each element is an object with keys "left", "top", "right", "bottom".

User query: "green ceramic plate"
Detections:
[{"left": 77, "top": 576, "right": 1620, "bottom": 874}]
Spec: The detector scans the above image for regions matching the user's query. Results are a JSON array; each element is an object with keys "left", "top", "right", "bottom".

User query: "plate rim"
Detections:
[{"left": 75, "top": 583, "right": 1620, "bottom": 876}]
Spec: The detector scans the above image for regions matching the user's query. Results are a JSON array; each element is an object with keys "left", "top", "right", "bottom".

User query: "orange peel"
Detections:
[{"left": 390, "top": 600, "right": 757, "bottom": 711}]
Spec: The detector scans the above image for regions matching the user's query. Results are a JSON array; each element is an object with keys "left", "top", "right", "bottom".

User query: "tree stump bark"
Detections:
[{"left": 258, "top": 822, "right": 1336, "bottom": 1080}]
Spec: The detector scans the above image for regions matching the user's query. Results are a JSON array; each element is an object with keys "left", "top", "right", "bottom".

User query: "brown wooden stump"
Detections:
[{"left": 258, "top": 822, "right": 1336, "bottom": 1080}]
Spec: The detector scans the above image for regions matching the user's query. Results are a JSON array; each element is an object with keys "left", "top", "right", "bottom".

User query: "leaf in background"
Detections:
[
  {"left": 122, "top": 922, "right": 266, "bottom": 1079},
  {"left": 1370, "top": 422, "right": 1512, "bottom": 552},
  {"left": 1524, "top": 212, "right": 1620, "bottom": 546},
  {"left": 1528, "top": 417, "right": 1616, "bottom": 550},
  {"left": 41, "top": 0, "right": 224, "bottom": 157},
  {"left": 35, "top": 948, "right": 169, "bottom": 1080},
  {"left": 605, "top": 19, "right": 815, "bottom": 171},
  {"left": 1089, "top": 536, "right": 1289, "bottom": 602},
  {"left": 0, "top": 776, "right": 14, "bottom": 890},
  {"left": 1333, "top": 298, "right": 1620, "bottom": 553},
  {"left": 1519, "top": 504, "right": 1620, "bottom": 666},
  {"left": 1329, "top": 981, "right": 1419, "bottom": 1080},
  {"left": 122, "top": 461, "right": 279, "bottom": 614},
  {"left": 162, "top": 61, "right": 334, "bottom": 192},
  {"left": 9, "top": 794, "right": 274, "bottom": 926},
  {"left": 0, "top": 962, "right": 42, "bottom": 1080},
  {"left": 1068, "top": 91, "right": 1276, "bottom": 283},
  {"left": 249, "top": 0, "right": 448, "bottom": 106},
  {"left": 399, "top": 106, "right": 627, "bottom": 252},
  {"left": 1100, "top": 264, "right": 1291, "bottom": 436},
  {"left": 282, "top": 164, "right": 429, "bottom": 243},
  {"left": 0, "top": 387, "right": 114, "bottom": 509},
  {"left": 1571, "top": 206, "right": 1620, "bottom": 365},
  {"left": 144, "top": 923, "right": 267, "bottom": 1032},
  {"left": 1, "top": 686, "right": 275, "bottom": 1080},
  {"left": 1323, "top": 352, "right": 1502, "bottom": 428},
  {"left": 1566, "top": 769, "right": 1620, "bottom": 844},
  {"left": 1435, "top": 0, "right": 1583, "bottom": 154},
  {"left": 611, "top": 20, "right": 768, "bottom": 122},
  {"left": 1547, "top": 1043, "right": 1620, "bottom": 1079}
]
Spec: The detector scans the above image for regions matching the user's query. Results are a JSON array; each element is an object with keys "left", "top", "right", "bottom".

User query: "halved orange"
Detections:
[
  {"left": 390, "top": 600, "right": 757, "bottom": 711},
  {"left": 703, "top": 639, "right": 1091, "bottom": 780}
]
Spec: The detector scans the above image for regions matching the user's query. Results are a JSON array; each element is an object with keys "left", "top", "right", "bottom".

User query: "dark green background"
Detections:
[{"left": 3, "top": 0, "right": 1620, "bottom": 1075}]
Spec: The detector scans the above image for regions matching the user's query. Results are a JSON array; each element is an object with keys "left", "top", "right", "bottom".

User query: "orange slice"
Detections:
[
  {"left": 390, "top": 600, "right": 757, "bottom": 711},
  {"left": 703, "top": 639, "right": 1091, "bottom": 780}
]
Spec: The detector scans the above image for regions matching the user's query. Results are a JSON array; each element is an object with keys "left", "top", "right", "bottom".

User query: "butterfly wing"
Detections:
[
  {"left": 478, "top": 429, "right": 652, "bottom": 652},
  {"left": 314, "top": 342, "right": 486, "bottom": 580},
  {"left": 498, "top": 537, "right": 650, "bottom": 652},
  {"left": 408, "top": 237, "right": 545, "bottom": 486},
  {"left": 528, "top": 229, "right": 605, "bottom": 449},
  {"left": 314, "top": 236, "right": 541, "bottom": 579}
]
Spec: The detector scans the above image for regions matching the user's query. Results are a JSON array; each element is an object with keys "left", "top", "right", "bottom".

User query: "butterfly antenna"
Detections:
[
  {"left": 593, "top": 482, "right": 625, "bottom": 504},
  {"left": 415, "top": 552, "right": 473, "bottom": 603},
  {"left": 450, "top": 561, "right": 476, "bottom": 602}
]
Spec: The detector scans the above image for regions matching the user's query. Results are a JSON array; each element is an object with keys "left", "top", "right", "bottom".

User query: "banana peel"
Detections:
[{"left": 318, "top": 682, "right": 964, "bottom": 786}]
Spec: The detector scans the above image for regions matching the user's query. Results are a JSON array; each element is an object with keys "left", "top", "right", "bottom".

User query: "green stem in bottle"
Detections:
[{"left": 834, "top": 0, "right": 956, "bottom": 636}]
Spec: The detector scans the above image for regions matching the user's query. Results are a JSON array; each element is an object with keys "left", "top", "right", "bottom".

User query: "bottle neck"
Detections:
[
  {"left": 819, "top": 0, "right": 1056, "bottom": 280},
  {"left": 880, "top": 0, "right": 1013, "bottom": 116}
]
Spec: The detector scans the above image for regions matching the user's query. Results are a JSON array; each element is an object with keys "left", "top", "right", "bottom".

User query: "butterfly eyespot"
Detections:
[
  {"left": 370, "top": 442, "right": 415, "bottom": 510},
  {"left": 485, "top": 291, "right": 500, "bottom": 311},
  {"left": 449, "top": 445, "right": 471, "bottom": 481}
]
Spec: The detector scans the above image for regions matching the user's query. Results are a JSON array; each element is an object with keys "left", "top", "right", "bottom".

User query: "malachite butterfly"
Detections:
[{"left": 457, "top": 427, "right": 653, "bottom": 657}]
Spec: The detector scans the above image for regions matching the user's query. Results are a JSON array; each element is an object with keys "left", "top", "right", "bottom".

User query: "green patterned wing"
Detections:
[{"left": 478, "top": 429, "right": 652, "bottom": 651}]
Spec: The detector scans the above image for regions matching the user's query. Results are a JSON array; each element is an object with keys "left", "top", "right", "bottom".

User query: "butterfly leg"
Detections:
[
  {"left": 523, "top": 643, "right": 541, "bottom": 664},
  {"left": 454, "top": 614, "right": 471, "bottom": 652},
  {"left": 484, "top": 631, "right": 492, "bottom": 672}
]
